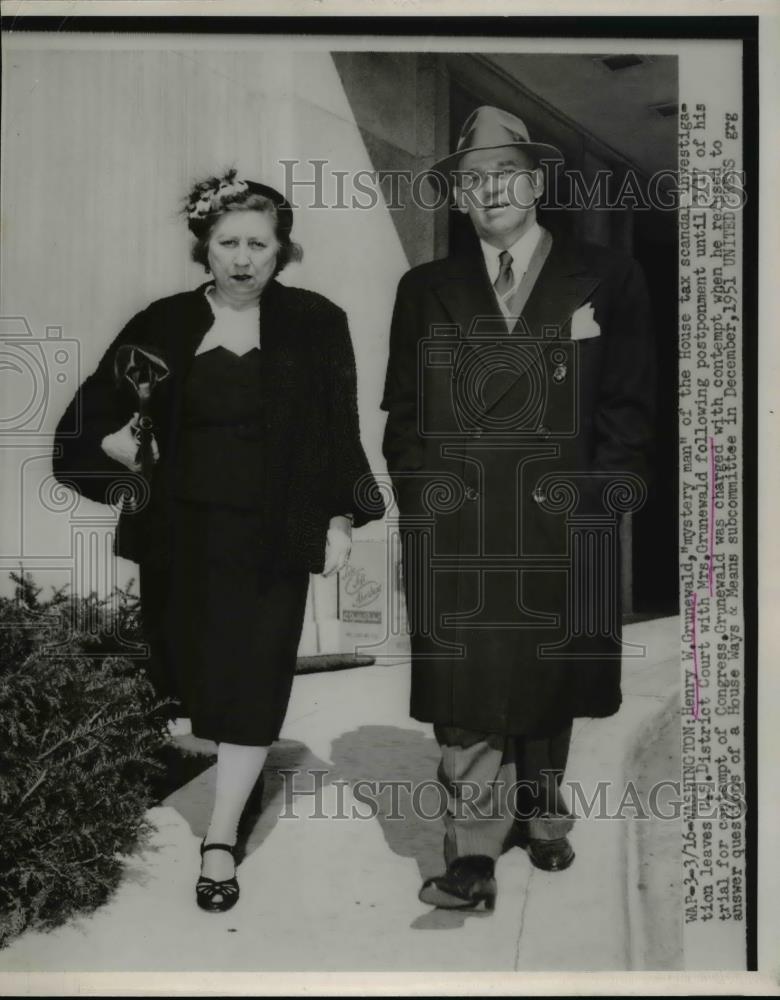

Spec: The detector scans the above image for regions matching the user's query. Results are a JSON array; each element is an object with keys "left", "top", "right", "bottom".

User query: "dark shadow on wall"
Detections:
[
  {"left": 334, "top": 51, "right": 679, "bottom": 620},
  {"left": 331, "top": 51, "right": 440, "bottom": 270},
  {"left": 447, "top": 74, "right": 679, "bottom": 620}
]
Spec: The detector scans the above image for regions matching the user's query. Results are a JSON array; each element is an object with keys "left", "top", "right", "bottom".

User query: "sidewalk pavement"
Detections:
[{"left": 0, "top": 616, "right": 680, "bottom": 974}]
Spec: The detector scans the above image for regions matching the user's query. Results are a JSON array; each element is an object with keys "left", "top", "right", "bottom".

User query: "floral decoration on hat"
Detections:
[{"left": 186, "top": 169, "right": 250, "bottom": 220}]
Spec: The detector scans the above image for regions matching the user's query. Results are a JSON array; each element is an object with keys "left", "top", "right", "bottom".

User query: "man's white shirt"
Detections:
[{"left": 480, "top": 221, "right": 543, "bottom": 322}]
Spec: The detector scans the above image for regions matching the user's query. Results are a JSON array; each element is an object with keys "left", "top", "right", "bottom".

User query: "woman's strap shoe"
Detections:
[
  {"left": 418, "top": 855, "right": 497, "bottom": 911},
  {"left": 196, "top": 842, "right": 239, "bottom": 913}
]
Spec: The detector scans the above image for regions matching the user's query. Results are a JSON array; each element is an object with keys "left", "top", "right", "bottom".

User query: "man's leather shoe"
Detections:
[
  {"left": 419, "top": 854, "right": 497, "bottom": 910},
  {"left": 525, "top": 836, "right": 575, "bottom": 872}
]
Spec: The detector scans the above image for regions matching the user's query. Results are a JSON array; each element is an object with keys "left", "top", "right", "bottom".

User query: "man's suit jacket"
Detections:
[{"left": 381, "top": 229, "right": 655, "bottom": 736}]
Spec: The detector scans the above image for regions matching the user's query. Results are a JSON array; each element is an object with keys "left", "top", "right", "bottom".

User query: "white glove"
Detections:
[{"left": 322, "top": 521, "right": 352, "bottom": 577}]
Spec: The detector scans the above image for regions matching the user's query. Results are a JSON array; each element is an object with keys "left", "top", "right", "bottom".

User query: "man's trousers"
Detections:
[{"left": 434, "top": 722, "right": 575, "bottom": 864}]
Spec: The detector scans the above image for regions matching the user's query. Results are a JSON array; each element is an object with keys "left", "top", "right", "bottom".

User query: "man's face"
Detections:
[{"left": 455, "top": 146, "right": 544, "bottom": 249}]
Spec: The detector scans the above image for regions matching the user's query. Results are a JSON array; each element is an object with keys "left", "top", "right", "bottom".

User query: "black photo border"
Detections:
[{"left": 0, "top": 10, "right": 760, "bottom": 972}]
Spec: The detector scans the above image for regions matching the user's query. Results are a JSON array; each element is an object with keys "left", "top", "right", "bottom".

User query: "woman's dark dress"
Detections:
[{"left": 164, "top": 346, "right": 309, "bottom": 746}]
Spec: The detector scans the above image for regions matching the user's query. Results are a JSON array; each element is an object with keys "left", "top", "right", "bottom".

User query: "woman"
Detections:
[{"left": 53, "top": 169, "right": 383, "bottom": 912}]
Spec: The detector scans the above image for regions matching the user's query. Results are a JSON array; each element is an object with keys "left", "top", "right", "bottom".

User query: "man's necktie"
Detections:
[{"left": 494, "top": 250, "right": 515, "bottom": 298}]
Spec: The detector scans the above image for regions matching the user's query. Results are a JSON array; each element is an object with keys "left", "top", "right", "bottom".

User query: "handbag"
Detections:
[{"left": 113, "top": 344, "right": 170, "bottom": 482}]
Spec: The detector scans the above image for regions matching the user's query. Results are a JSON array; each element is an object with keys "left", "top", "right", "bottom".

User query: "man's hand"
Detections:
[
  {"left": 322, "top": 516, "right": 352, "bottom": 577},
  {"left": 100, "top": 412, "right": 158, "bottom": 472}
]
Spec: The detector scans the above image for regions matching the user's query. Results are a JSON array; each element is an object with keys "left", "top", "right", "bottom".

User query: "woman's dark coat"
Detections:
[
  {"left": 53, "top": 280, "right": 383, "bottom": 576},
  {"left": 381, "top": 234, "right": 656, "bottom": 737}
]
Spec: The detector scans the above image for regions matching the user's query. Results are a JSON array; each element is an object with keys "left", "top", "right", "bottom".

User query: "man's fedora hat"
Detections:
[{"left": 431, "top": 105, "right": 563, "bottom": 179}]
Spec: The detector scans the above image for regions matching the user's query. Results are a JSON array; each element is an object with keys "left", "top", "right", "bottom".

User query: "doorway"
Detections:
[{"left": 446, "top": 72, "right": 679, "bottom": 619}]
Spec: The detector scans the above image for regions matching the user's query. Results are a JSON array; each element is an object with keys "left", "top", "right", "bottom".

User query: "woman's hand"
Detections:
[
  {"left": 100, "top": 413, "right": 158, "bottom": 472},
  {"left": 322, "top": 515, "right": 352, "bottom": 577}
]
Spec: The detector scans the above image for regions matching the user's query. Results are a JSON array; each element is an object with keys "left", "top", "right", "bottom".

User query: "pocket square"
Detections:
[{"left": 570, "top": 303, "right": 601, "bottom": 340}]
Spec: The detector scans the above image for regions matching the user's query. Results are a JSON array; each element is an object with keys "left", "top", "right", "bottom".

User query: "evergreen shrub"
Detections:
[{"left": 0, "top": 572, "right": 167, "bottom": 947}]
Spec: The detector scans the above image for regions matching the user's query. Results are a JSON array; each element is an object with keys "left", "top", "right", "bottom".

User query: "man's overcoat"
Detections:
[{"left": 381, "top": 232, "right": 655, "bottom": 736}]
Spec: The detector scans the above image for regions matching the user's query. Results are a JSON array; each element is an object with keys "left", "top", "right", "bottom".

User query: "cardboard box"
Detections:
[{"left": 338, "top": 538, "right": 409, "bottom": 659}]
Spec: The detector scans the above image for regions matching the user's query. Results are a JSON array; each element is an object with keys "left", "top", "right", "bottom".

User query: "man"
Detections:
[{"left": 381, "top": 106, "right": 655, "bottom": 909}]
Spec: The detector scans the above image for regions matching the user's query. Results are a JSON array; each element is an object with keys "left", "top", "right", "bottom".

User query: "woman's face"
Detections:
[{"left": 207, "top": 210, "right": 280, "bottom": 305}]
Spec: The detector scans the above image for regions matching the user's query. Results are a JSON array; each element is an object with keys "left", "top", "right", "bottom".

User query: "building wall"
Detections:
[
  {"left": 1, "top": 41, "right": 410, "bottom": 632},
  {"left": 1, "top": 41, "right": 676, "bottom": 640}
]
